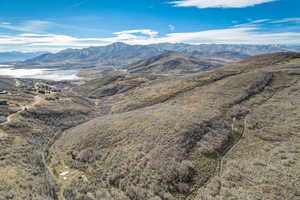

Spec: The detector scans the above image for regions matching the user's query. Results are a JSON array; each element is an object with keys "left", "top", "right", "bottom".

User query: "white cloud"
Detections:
[
  {"left": 70, "top": 0, "right": 89, "bottom": 8},
  {"left": 0, "top": 20, "right": 52, "bottom": 33},
  {"left": 159, "top": 27, "right": 300, "bottom": 44},
  {"left": 251, "top": 19, "right": 270, "bottom": 24},
  {"left": 1, "top": 19, "right": 300, "bottom": 52},
  {"left": 114, "top": 29, "right": 158, "bottom": 38},
  {"left": 168, "top": 24, "right": 176, "bottom": 31},
  {"left": 271, "top": 18, "right": 300, "bottom": 24},
  {"left": 171, "top": 0, "right": 278, "bottom": 8},
  {"left": 0, "top": 22, "right": 11, "bottom": 25},
  {"left": 233, "top": 18, "right": 271, "bottom": 28}
]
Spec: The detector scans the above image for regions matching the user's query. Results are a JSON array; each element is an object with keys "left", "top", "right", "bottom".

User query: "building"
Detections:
[
  {"left": 0, "top": 100, "right": 8, "bottom": 106},
  {"left": 0, "top": 90, "right": 8, "bottom": 94},
  {"left": 34, "top": 82, "right": 61, "bottom": 94}
]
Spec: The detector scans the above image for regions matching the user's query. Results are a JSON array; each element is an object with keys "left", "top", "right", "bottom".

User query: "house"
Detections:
[
  {"left": 51, "top": 89, "right": 61, "bottom": 93},
  {"left": 46, "top": 97, "right": 56, "bottom": 101},
  {"left": 38, "top": 90, "right": 46, "bottom": 94},
  {"left": 0, "top": 100, "right": 8, "bottom": 106},
  {"left": 0, "top": 90, "right": 8, "bottom": 94}
]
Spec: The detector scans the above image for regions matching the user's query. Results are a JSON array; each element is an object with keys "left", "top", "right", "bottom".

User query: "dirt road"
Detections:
[{"left": 1, "top": 95, "right": 44, "bottom": 125}]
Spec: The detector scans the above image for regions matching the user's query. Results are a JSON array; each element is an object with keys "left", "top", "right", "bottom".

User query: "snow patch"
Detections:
[{"left": 59, "top": 171, "right": 70, "bottom": 176}]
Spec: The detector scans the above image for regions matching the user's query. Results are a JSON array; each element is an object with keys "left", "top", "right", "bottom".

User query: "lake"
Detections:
[{"left": 0, "top": 65, "right": 80, "bottom": 81}]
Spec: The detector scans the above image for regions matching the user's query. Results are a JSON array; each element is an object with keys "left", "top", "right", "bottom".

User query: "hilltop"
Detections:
[{"left": 126, "top": 51, "right": 223, "bottom": 75}]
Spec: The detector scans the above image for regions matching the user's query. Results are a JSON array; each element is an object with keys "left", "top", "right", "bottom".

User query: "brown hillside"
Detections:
[
  {"left": 0, "top": 52, "right": 299, "bottom": 200},
  {"left": 50, "top": 52, "right": 300, "bottom": 200},
  {"left": 127, "top": 51, "right": 223, "bottom": 75},
  {"left": 237, "top": 52, "right": 300, "bottom": 66}
]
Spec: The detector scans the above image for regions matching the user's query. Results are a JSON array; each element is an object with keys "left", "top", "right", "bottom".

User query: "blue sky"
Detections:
[{"left": 0, "top": 0, "right": 300, "bottom": 52}]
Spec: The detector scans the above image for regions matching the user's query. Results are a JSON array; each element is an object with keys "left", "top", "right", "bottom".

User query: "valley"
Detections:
[{"left": 0, "top": 51, "right": 300, "bottom": 200}]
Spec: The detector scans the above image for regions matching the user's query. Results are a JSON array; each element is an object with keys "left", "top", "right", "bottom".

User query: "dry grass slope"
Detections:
[
  {"left": 49, "top": 52, "right": 300, "bottom": 200},
  {"left": 0, "top": 52, "right": 299, "bottom": 200}
]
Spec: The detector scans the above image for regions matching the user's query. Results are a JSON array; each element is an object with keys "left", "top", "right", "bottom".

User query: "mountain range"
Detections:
[
  {"left": 18, "top": 43, "right": 160, "bottom": 69},
  {"left": 15, "top": 42, "right": 300, "bottom": 70}
]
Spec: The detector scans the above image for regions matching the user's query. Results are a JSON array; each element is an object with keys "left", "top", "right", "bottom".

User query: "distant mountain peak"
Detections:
[{"left": 108, "top": 42, "right": 130, "bottom": 48}]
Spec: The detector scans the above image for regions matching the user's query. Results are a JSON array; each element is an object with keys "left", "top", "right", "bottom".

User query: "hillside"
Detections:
[
  {"left": 72, "top": 74, "right": 161, "bottom": 99},
  {"left": 0, "top": 52, "right": 300, "bottom": 200},
  {"left": 126, "top": 51, "right": 223, "bottom": 75},
  {"left": 48, "top": 52, "right": 300, "bottom": 200},
  {"left": 238, "top": 51, "right": 300, "bottom": 66}
]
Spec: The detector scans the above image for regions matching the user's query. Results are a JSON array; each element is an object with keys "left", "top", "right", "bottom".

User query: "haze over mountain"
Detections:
[
  {"left": 0, "top": 51, "right": 47, "bottom": 63},
  {"left": 149, "top": 43, "right": 298, "bottom": 58}
]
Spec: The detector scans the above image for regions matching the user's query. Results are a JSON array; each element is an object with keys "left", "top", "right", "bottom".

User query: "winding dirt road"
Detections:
[{"left": 1, "top": 95, "right": 44, "bottom": 125}]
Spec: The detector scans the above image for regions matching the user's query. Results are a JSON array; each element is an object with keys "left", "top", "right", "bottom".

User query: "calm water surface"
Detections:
[{"left": 0, "top": 65, "right": 80, "bottom": 81}]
